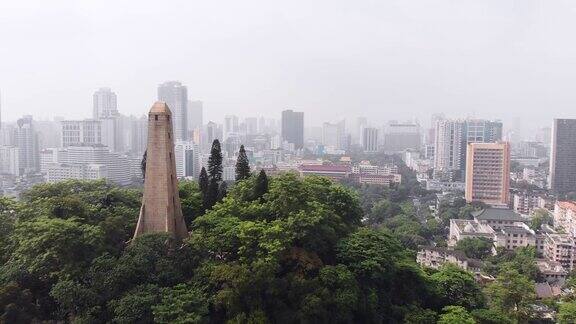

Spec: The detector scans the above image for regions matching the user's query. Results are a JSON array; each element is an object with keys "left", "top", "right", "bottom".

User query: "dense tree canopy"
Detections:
[{"left": 0, "top": 162, "right": 559, "bottom": 323}]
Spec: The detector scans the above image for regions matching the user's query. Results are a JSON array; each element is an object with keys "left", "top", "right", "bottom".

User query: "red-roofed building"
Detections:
[{"left": 298, "top": 164, "right": 351, "bottom": 180}]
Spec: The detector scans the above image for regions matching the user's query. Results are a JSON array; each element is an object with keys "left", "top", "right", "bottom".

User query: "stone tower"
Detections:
[{"left": 133, "top": 102, "right": 188, "bottom": 240}]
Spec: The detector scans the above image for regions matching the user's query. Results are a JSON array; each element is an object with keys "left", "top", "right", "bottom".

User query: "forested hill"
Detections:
[{"left": 0, "top": 172, "right": 562, "bottom": 323}]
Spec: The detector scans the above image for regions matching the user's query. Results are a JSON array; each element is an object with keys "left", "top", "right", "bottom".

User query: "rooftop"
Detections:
[
  {"left": 557, "top": 201, "right": 576, "bottom": 213},
  {"left": 299, "top": 164, "right": 350, "bottom": 172},
  {"left": 472, "top": 208, "right": 525, "bottom": 222}
]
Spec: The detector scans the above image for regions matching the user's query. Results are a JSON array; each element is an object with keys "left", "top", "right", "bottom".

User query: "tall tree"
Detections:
[
  {"left": 253, "top": 170, "right": 268, "bottom": 201},
  {"left": 198, "top": 167, "right": 209, "bottom": 199},
  {"left": 205, "top": 179, "right": 219, "bottom": 210},
  {"left": 207, "top": 140, "right": 223, "bottom": 182},
  {"left": 235, "top": 145, "right": 251, "bottom": 182},
  {"left": 216, "top": 182, "right": 228, "bottom": 203}
]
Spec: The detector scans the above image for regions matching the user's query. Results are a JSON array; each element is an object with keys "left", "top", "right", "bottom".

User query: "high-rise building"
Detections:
[
  {"left": 175, "top": 141, "right": 200, "bottom": 179},
  {"left": 465, "top": 119, "right": 503, "bottom": 143},
  {"left": 14, "top": 116, "right": 39, "bottom": 175},
  {"left": 550, "top": 119, "right": 576, "bottom": 194},
  {"left": 322, "top": 120, "right": 346, "bottom": 150},
  {"left": 281, "top": 109, "right": 304, "bottom": 150},
  {"left": 383, "top": 122, "right": 421, "bottom": 153},
  {"left": 187, "top": 100, "right": 203, "bottom": 135},
  {"left": 434, "top": 119, "right": 503, "bottom": 181},
  {"left": 61, "top": 120, "right": 103, "bottom": 147},
  {"left": 204, "top": 121, "right": 221, "bottom": 151},
  {"left": 93, "top": 88, "right": 118, "bottom": 119},
  {"left": 129, "top": 115, "right": 148, "bottom": 155},
  {"left": 158, "top": 81, "right": 188, "bottom": 141},
  {"left": 245, "top": 117, "right": 258, "bottom": 135},
  {"left": 55, "top": 145, "right": 131, "bottom": 185},
  {"left": 134, "top": 102, "right": 188, "bottom": 241},
  {"left": 362, "top": 127, "right": 379, "bottom": 153},
  {"left": 224, "top": 115, "right": 239, "bottom": 140},
  {"left": 434, "top": 120, "right": 466, "bottom": 180},
  {"left": 465, "top": 142, "right": 510, "bottom": 206},
  {"left": 0, "top": 146, "right": 19, "bottom": 176}
]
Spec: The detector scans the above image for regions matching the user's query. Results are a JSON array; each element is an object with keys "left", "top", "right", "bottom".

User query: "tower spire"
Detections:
[{"left": 133, "top": 101, "right": 188, "bottom": 240}]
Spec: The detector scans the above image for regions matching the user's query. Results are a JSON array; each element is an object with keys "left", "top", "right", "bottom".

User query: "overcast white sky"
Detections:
[{"left": 1, "top": 0, "right": 576, "bottom": 133}]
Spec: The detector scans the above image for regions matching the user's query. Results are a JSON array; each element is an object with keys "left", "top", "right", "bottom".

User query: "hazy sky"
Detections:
[{"left": 1, "top": 0, "right": 576, "bottom": 132}]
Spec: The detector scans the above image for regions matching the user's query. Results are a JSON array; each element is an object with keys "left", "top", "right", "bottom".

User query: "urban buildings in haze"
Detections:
[
  {"left": 281, "top": 109, "right": 304, "bottom": 150},
  {"left": 434, "top": 119, "right": 503, "bottom": 181},
  {"left": 465, "top": 142, "right": 511, "bottom": 206},
  {"left": 362, "top": 127, "right": 379, "bottom": 153},
  {"left": 383, "top": 122, "right": 421, "bottom": 153},
  {"left": 158, "top": 81, "right": 188, "bottom": 141},
  {"left": 550, "top": 119, "right": 576, "bottom": 194},
  {"left": 93, "top": 87, "right": 118, "bottom": 119},
  {"left": 187, "top": 100, "right": 203, "bottom": 133},
  {"left": 14, "top": 115, "right": 39, "bottom": 175}
]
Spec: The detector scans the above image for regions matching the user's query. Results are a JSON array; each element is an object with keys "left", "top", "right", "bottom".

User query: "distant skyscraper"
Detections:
[
  {"left": 322, "top": 121, "right": 346, "bottom": 149},
  {"left": 281, "top": 109, "right": 304, "bottom": 150},
  {"left": 465, "top": 142, "right": 510, "bottom": 206},
  {"left": 134, "top": 102, "right": 188, "bottom": 241},
  {"left": 362, "top": 127, "right": 379, "bottom": 153},
  {"left": 383, "top": 122, "right": 421, "bottom": 153},
  {"left": 550, "top": 119, "right": 576, "bottom": 194},
  {"left": 175, "top": 141, "right": 200, "bottom": 179},
  {"left": 434, "top": 120, "right": 466, "bottom": 180},
  {"left": 224, "top": 115, "right": 239, "bottom": 140},
  {"left": 434, "top": 119, "right": 503, "bottom": 181},
  {"left": 129, "top": 115, "right": 148, "bottom": 155},
  {"left": 93, "top": 88, "right": 118, "bottom": 119},
  {"left": 465, "top": 119, "right": 502, "bottom": 143},
  {"left": 0, "top": 146, "right": 19, "bottom": 176},
  {"left": 187, "top": 100, "right": 203, "bottom": 134},
  {"left": 245, "top": 117, "right": 258, "bottom": 135},
  {"left": 61, "top": 120, "right": 103, "bottom": 147},
  {"left": 158, "top": 81, "right": 188, "bottom": 141},
  {"left": 14, "top": 116, "right": 39, "bottom": 175}
]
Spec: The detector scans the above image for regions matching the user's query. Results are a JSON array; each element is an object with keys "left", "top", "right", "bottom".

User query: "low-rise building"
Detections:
[
  {"left": 544, "top": 233, "right": 576, "bottom": 271},
  {"left": 449, "top": 219, "right": 496, "bottom": 247},
  {"left": 554, "top": 201, "right": 576, "bottom": 237},
  {"left": 416, "top": 246, "right": 483, "bottom": 274},
  {"left": 536, "top": 259, "right": 568, "bottom": 285},
  {"left": 472, "top": 208, "right": 527, "bottom": 230}
]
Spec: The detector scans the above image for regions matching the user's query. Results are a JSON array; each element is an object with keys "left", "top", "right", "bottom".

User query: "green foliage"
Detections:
[
  {"left": 217, "top": 181, "right": 228, "bottom": 203},
  {"left": 0, "top": 173, "right": 546, "bottom": 323},
  {"left": 153, "top": 284, "right": 209, "bottom": 324},
  {"left": 253, "top": 169, "right": 268, "bottom": 202},
  {"left": 558, "top": 301, "right": 576, "bottom": 324},
  {"left": 483, "top": 246, "right": 539, "bottom": 280},
  {"left": 530, "top": 208, "right": 552, "bottom": 231},
  {"left": 4, "top": 217, "right": 104, "bottom": 280},
  {"left": 108, "top": 284, "right": 160, "bottom": 324},
  {"left": 455, "top": 237, "right": 493, "bottom": 260},
  {"left": 179, "top": 180, "right": 203, "bottom": 226},
  {"left": 0, "top": 197, "right": 20, "bottom": 263},
  {"left": 438, "top": 306, "right": 475, "bottom": 324},
  {"left": 430, "top": 264, "right": 485, "bottom": 310},
  {"left": 471, "top": 308, "right": 512, "bottom": 324},
  {"left": 484, "top": 268, "right": 536, "bottom": 322},
  {"left": 207, "top": 139, "right": 223, "bottom": 182},
  {"left": 403, "top": 306, "right": 437, "bottom": 324},
  {"left": 235, "top": 145, "right": 251, "bottom": 182}
]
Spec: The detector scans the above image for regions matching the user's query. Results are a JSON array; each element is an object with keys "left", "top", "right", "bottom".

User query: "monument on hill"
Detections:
[{"left": 133, "top": 102, "right": 189, "bottom": 240}]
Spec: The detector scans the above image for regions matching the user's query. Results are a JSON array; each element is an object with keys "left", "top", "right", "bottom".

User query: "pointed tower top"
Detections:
[{"left": 150, "top": 101, "right": 172, "bottom": 115}]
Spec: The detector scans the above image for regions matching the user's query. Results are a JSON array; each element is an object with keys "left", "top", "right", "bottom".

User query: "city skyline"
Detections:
[{"left": 3, "top": 0, "right": 576, "bottom": 132}]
